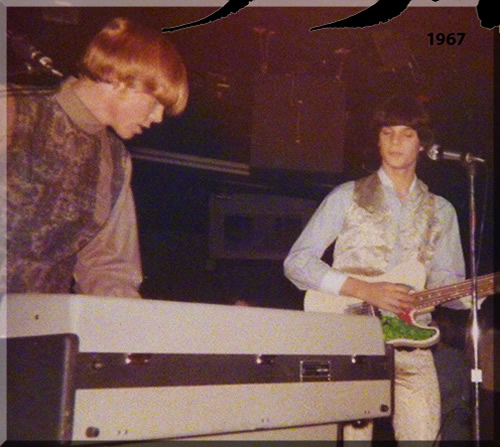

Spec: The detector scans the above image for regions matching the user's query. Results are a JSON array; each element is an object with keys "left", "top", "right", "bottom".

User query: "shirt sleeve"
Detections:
[
  {"left": 427, "top": 197, "right": 470, "bottom": 309},
  {"left": 283, "top": 182, "right": 354, "bottom": 296},
  {"left": 73, "top": 156, "right": 143, "bottom": 298}
]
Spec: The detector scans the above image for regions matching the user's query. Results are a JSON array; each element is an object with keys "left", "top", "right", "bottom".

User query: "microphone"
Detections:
[
  {"left": 426, "top": 144, "right": 485, "bottom": 164},
  {"left": 8, "top": 30, "right": 63, "bottom": 78}
]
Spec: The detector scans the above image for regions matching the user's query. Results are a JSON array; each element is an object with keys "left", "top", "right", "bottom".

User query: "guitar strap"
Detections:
[{"left": 416, "top": 192, "right": 437, "bottom": 273}]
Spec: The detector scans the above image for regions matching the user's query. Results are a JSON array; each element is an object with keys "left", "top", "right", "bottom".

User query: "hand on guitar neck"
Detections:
[{"left": 340, "top": 276, "right": 415, "bottom": 315}]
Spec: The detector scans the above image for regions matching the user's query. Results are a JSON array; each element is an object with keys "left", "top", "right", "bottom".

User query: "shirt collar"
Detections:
[
  {"left": 54, "top": 76, "right": 106, "bottom": 135},
  {"left": 377, "top": 167, "right": 417, "bottom": 194}
]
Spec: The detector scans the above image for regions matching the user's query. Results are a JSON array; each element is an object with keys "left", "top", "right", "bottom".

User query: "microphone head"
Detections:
[{"left": 427, "top": 144, "right": 440, "bottom": 161}]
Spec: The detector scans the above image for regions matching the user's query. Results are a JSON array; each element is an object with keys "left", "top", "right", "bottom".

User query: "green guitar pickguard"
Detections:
[{"left": 380, "top": 314, "right": 437, "bottom": 342}]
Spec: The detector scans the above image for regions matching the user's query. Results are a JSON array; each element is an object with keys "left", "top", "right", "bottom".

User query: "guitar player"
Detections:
[{"left": 284, "top": 95, "right": 473, "bottom": 441}]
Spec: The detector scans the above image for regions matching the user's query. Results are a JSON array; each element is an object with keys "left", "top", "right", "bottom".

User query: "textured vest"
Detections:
[
  {"left": 332, "top": 173, "right": 442, "bottom": 281},
  {"left": 7, "top": 87, "right": 127, "bottom": 293}
]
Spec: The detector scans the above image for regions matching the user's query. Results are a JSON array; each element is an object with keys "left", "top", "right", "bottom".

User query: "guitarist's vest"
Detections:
[
  {"left": 7, "top": 80, "right": 128, "bottom": 293},
  {"left": 332, "top": 172, "right": 442, "bottom": 284}
]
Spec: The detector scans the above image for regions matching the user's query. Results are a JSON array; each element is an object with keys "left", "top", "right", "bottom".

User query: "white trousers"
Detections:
[{"left": 343, "top": 348, "right": 441, "bottom": 442}]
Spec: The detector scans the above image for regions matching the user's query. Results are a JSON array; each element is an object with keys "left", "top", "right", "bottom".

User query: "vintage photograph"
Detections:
[{"left": 3, "top": 2, "right": 496, "bottom": 443}]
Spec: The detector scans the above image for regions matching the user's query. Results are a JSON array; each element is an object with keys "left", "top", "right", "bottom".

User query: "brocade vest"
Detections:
[
  {"left": 7, "top": 83, "right": 128, "bottom": 293},
  {"left": 332, "top": 172, "right": 443, "bottom": 282}
]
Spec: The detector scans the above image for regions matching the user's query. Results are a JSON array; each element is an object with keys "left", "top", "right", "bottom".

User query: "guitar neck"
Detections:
[{"left": 414, "top": 272, "right": 498, "bottom": 310}]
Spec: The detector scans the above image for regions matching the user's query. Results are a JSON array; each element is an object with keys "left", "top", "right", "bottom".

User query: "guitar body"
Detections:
[{"left": 304, "top": 260, "right": 441, "bottom": 348}]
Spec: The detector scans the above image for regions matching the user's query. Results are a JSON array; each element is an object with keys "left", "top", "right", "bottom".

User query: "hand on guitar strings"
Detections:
[{"left": 340, "top": 276, "right": 415, "bottom": 315}]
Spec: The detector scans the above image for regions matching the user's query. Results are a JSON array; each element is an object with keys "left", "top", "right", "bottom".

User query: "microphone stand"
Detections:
[{"left": 463, "top": 157, "right": 482, "bottom": 444}]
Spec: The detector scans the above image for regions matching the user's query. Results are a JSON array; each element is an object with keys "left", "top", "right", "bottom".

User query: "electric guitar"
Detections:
[{"left": 304, "top": 260, "right": 498, "bottom": 348}]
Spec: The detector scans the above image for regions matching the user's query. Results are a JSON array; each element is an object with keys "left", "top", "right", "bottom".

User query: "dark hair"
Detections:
[{"left": 371, "top": 95, "right": 434, "bottom": 150}]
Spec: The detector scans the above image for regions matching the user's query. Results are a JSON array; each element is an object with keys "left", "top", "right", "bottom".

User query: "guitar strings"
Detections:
[{"left": 414, "top": 272, "right": 498, "bottom": 309}]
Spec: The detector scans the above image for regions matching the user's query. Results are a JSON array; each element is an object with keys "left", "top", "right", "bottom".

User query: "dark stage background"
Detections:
[
  {"left": 6, "top": 6, "right": 497, "bottom": 441},
  {"left": 7, "top": 6, "right": 494, "bottom": 311}
]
